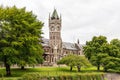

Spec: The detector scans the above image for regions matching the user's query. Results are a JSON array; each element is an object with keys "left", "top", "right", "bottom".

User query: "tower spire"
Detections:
[
  {"left": 77, "top": 39, "right": 80, "bottom": 44},
  {"left": 51, "top": 9, "right": 59, "bottom": 19}
]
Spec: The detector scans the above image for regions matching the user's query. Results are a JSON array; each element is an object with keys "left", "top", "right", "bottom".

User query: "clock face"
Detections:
[
  {"left": 54, "top": 26, "right": 59, "bottom": 31},
  {"left": 51, "top": 26, "right": 54, "bottom": 31},
  {"left": 51, "top": 26, "right": 60, "bottom": 31}
]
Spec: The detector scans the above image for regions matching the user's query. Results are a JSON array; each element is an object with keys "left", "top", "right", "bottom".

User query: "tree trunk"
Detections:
[
  {"left": 4, "top": 55, "right": 11, "bottom": 76},
  {"left": 104, "top": 67, "right": 108, "bottom": 72},
  {"left": 70, "top": 66, "right": 72, "bottom": 71},
  {"left": 21, "top": 66, "right": 25, "bottom": 70},
  {"left": 77, "top": 65, "right": 81, "bottom": 72},
  {"left": 97, "top": 65, "right": 100, "bottom": 71},
  {"left": 5, "top": 64, "right": 11, "bottom": 76}
]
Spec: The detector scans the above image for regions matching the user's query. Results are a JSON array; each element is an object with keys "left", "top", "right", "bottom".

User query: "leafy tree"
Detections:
[
  {"left": 90, "top": 53, "right": 108, "bottom": 70},
  {"left": 57, "top": 54, "right": 91, "bottom": 72},
  {"left": 84, "top": 35, "right": 107, "bottom": 70},
  {"left": 101, "top": 39, "right": 120, "bottom": 71},
  {"left": 0, "top": 6, "right": 43, "bottom": 75},
  {"left": 110, "top": 39, "right": 120, "bottom": 48},
  {"left": 110, "top": 39, "right": 120, "bottom": 57},
  {"left": 102, "top": 57, "right": 120, "bottom": 71},
  {"left": 84, "top": 36, "right": 120, "bottom": 71}
]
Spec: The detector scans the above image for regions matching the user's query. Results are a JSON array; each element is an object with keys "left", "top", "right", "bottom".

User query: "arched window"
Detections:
[{"left": 57, "top": 26, "right": 59, "bottom": 30}]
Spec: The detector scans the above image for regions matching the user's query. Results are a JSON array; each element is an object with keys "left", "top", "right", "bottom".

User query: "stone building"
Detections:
[{"left": 42, "top": 9, "right": 83, "bottom": 65}]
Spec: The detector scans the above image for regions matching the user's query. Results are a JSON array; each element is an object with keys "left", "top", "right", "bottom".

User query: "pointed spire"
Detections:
[
  {"left": 51, "top": 9, "right": 59, "bottom": 19},
  {"left": 77, "top": 39, "right": 80, "bottom": 44}
]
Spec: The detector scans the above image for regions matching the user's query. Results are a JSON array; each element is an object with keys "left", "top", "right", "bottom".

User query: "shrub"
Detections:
[
  {"left": 21, "top": 72, "right": 41, "bottom": 80},
  {"left": 21, "top": 73, "right": 105, "bottom": 80}
]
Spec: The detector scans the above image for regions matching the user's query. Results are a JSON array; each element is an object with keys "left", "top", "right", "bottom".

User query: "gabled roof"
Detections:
[
  {"left": 62, "top": 42, "right": 77, "bottom": 50},
  {"left": 51, "top": 9, "right": 59, "bottom": 19},
  {"left": 41, "top": 38, "right": 83, "bottom": 50}
]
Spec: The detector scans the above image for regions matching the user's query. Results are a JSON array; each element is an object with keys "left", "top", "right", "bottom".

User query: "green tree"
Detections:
[
  {"left": 84, "top": 35, "right": 108, "bottom": 70},
  {"left": 84, "top": 36, "right": 120, "bottom": 71},
  {"left": 102, "top": 56, "right": 120, "bottom": 71},
  {"left": 0, "top": 6, "right": 43, "bottom": 75},
  {"left": 90, "top": 53, "right": 108, "bottom": 71},
  {"left": 57, "top": 54, "right": 91, "bottom": 72},
  {"left": 101, "top": 39, "right": 120, "bottom": 71},
  {"left": 110, "top": 39, "right": 120, "bottom": 48},
  {"left": 110, "top": 39, "right": 120, "bottom": 57}
]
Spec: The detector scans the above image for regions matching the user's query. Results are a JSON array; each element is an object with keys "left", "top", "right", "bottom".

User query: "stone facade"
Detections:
[{"left": 42, "top": 9, "right": 83, "bottom": 66}]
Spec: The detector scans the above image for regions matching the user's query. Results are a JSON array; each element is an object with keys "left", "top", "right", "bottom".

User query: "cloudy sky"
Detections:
[{"left": 0, "top": 0, "right": 120, "bottom": 44}]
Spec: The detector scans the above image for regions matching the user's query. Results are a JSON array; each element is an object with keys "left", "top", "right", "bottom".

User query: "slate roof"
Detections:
[
  {"left": 62, "top": 42, "right": 77, "bottom": 50},
  {"left": 51, "top": 9, "right": 59, "bottom": 19},
  {"left": 42, "top": 38, "right": 82, "bottom": 50}
]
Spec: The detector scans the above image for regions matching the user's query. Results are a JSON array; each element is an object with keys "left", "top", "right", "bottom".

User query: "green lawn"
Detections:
[{"left": 0, "top": 66, "right": 104, "bottom": 80}]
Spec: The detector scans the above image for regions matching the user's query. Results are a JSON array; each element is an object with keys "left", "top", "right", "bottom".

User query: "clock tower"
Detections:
[{"left": 49, "top": 9, "right": 62, "bottom": 63}]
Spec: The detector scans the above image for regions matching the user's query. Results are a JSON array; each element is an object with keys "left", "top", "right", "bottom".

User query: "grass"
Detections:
[{"left": 0, "top": 66, "right": 104, "bottom": 80}]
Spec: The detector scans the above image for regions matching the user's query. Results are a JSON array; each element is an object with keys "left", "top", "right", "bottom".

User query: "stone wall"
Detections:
[{"left": 105, "top": 73, "right": 120, "bottom": 80}]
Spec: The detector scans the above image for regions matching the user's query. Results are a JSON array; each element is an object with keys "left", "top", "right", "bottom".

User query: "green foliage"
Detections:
[
  {"left": 84, "top": 35, "right": 108, "bottom": 70},
  {"left": 102, "top": 39, "right": 120, "bottom": 71},
  {"left": 84, "top": 36, "right": 107, "bottom": 60},
  {"left": 0, "top": 67, "right": 105, "bottom": 80},
  {"left": 21, "top": 72, "right": 105, "bottom": 80},
  {"left": 110, "top": 39, "right": 120, "bottom": 48},
  {"left": 58, "top": 54, "right": 91, "bottom": 71},
  {"left": 84, "top": 35, "right": 120, "bottom": 71},
  {"left": 22, "top": 73, "right": 41, "bottom": 80},
  {"left": 90, "top": 53, "right": 108, "bottom": 67},
  {"left": 0, "top": 6, "right": 44, "bottom": 75}
]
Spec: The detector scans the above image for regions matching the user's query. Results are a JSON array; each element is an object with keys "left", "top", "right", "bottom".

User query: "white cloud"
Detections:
[{"left": 0, "top": 0, "right": 120, "bottom": 44}]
